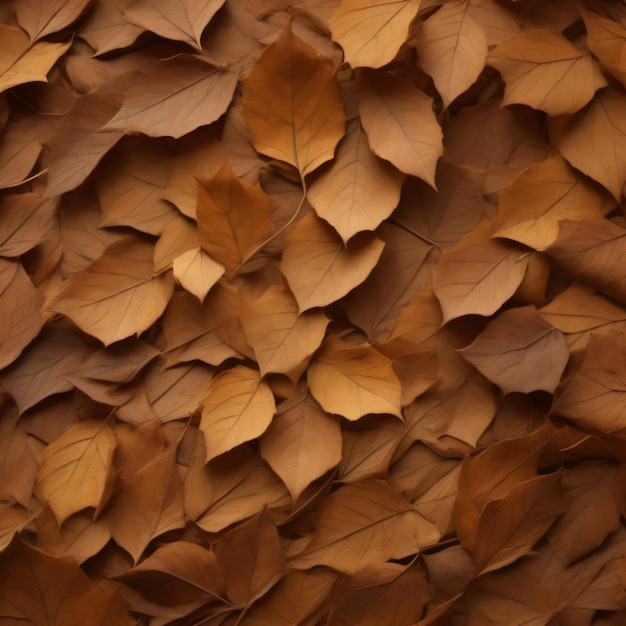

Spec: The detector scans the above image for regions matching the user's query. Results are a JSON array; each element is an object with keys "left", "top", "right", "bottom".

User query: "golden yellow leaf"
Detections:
[
  {"left": 308, "top": 334, "right": 403, "bottom": 420},
  {"left": 488, "top": 28, "right": 607, "bottom": 115},
  {"left": 329, "top": 0, "right": 422, "bottom": 69},
  {"left": 200, "top": 365, "right": 276, "bottom": 463},
  {"left": 49, "top": 236, "right": 175, "bottom": 346},
  {"left": 359, "top": 70, "right": 442, "bottom": 188},
  {"left": 417, "top": 0, "right": 488, "bottom": 109},
  {"left": 242, "top": 20, "right": 345, "bottom": 178},
  {"left": 37, "top": 420, "right": 116, "bottom": 526},
  {"left": 172, "top": 247, "right": 224, "bottom": 304}
]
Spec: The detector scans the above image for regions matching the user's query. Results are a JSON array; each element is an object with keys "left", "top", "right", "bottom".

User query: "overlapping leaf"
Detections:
[{"left": 16, "top": 0, "right": 92, "bottom": 42}]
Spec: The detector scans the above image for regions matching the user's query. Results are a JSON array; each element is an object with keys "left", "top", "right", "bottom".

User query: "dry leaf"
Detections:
[
  {"left": 308, "top": 334, "right": 403, "bottom": 420},
  {"left": 488, "top": 28, "right": 607, "bottom": 115},
  {"left": 172, "top": 247, "right": 224, "bottom": 303},
  {"left": 359, "top": 70, "right": 443, "bottom": 189},
  {"left": 242, "top": 20, "right": 345, "bottom": 179},
  {"left": 16, "top": 0, "right": 92, "bottom": 42},
  {"left": 329, "top": 0, "right": 422, "bottom": 69},
  {"left": 0, "top": 193, "right": 55, "bottom": 257},
  {"left": 0, "top": 122, "right": 42, "bottom": 190}
]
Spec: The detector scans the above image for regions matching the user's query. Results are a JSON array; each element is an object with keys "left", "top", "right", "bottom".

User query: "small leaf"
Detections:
[
  {"left": 37, "top": 420, "right": 116, "bottom": 526},
  {"left": 242, "top": 20, "right": 345, "bottom": 178},
  {"left": 308, "top": 334, "right": 403, "bottom": 420},
  {"left": 173, "top": 247, "right": 224, "bottom": 304},
  {"left": 458, "top": 305, "right": 569, "bottom": 394}
]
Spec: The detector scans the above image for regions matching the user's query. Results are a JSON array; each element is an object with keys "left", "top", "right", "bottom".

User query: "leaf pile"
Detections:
[{"left": 2, "top": 0, "right": 626, "bottom": 623}]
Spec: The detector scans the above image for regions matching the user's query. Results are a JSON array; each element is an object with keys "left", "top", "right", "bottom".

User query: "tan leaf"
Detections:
[
  {"left": 173, "top": 247, "right": 224, "bottom": 304},
  {"left": 280, "top": 211, "right": 385, "bottom": 312},
  {"left": 552, "top": 333, "right": 626, "bottom": 432},
  {"left": 329, "top": 0, "right": 422, "bottom": 69},
  {"left": 154, "top": 213, "right": 198, "bottom": 273},
  {"left": 359, "top": 70, "right": 443, "bottom": 188},
  {"left": 307, "top": 118, "right": 404, "bottom": 242},
  {"left": 308, "top": 334, "right": 403, "bottom": 420},
  {"left": 391, "top": 288, "right": 442, "bottom": 344},
  {"left": 239, "top": 284, "right": 329, "bottom": 383},
  {"left": 16, "top": 0, "right": 91, "bottom": 41},
  {"left": 544, "top": 218, "right": 626, "bottom": 304},
  {"left": 0, "top": 25, "right": 71, "bottom": 93},
  {"left": 242, "top": 20, "right": 346, "bottom": 178},
  {"left": 465, "top": 0, "right": 523, "bottom": 45},
  {"left": 288, "top": 479, "right": 440, "bottom": 573},
  {"left": 417, "top": 0, "right": 488, "bottom": 109},
  {"left": 0, "top": 505, "right": 33, "bottom": 554},
  {"left": 0, "top": 193, "right": 55, "bottom": 257},
  {"left": 259, "top": 391, "right": 341, "bottom": 499},
  {"left": 549, "top": 86, "right": 626, "bottom": 201},
  {"left": 122, "top": 0, "right": 225, "bottom": 50},
  {"left": 49, "top": 236, "right": 175, "bottom": 346},
  {"left": 37, "top": 420, "right": 116, "bottom": 526},
  {"left": 458, "top": 306, "right": 569, "bottom": 394},
  {"left": 488, "top": 28, "right": 607, "bottom": 115},
  {"left": 0, "top": 121, "right": 42, "bottom": 190},
  {"left": 494, "top": 155, "right": 607, "bottom": 250},
  {"left": 104, "top": 55, "right": 237, "bottom": 139},
  {"left": 0, "top": 259, "right": 45, "bottom": 371},
  {"left": 199, "top": 365, "right": 276, "bottom": 463},
  {"left": 433, "top": 219, "right": 529, "bottom": 323},
  {"left": 196, "top": 160, "right": 274, "bottom": 278},
  {"left": 581, "top": 8, "right": 626, "bottom": 89}
]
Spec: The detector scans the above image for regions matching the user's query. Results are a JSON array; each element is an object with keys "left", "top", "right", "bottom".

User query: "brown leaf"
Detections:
[
  {"left": 417, "top": 0, "right": 488, "bottom": 109},
  {"left": 307, "top": 118, "right": 405, "bottom": 242},
  {"left": 0, "top": 505, "right": 34, "bottom": 554},
  {"left": 488, "top": 28, "right": 607, "bottom": 115},
  {"left": 495, "top": 155, "right": 607, "bottom": 250},
  {"left": 329, "top": 0, "right": 422, "bottom": 69},
  {"left": 288, "top": 479, "right": 440, "bottom": 573},
  {"left": 280, "top": 211, "right": 385, "bottom": 312},
  {"left": 544, "top": 218, "right": 626, "bottom": 305},
  {"left": 37, "top": 420, "right": 116, "bottom": 526},
  {"left": 0, "top": 193, "right": 55, "bottom": 257},
  {"left": 458, "top": 305, "right": 569, "bottom": 394},
  {"left": 16, "top": 0, "right": 91, "bottom": 41},
  {"left": 104, "top": 55, "right": 238, "bottom": 139},
  {"left": 0, "top": 25, "right": 71, "bottom": 93},
  {"left": 196, "top": 160, "right": 274, "bottom": 278},
  {"left": 173, "top": 247, "right": 224, "bottom": 304},
  {"left": 122, "top": 0, "right": 225, "bottom": 50},
  {"left": 242, "top": 20, "right": 346, "bottom": 179},
  {"left": 359, "top": 70, "right": 443, "bottom": 188},
  {"left": 552, "top": 333, "right": 626, "bottom": 432},
  {"left": 49, "top": 236, "right": 175, "bottom": 346},
  {"left": 0, "top": 121, "right": 42, "bottom": 190},
  {"left": 259, "top": 391, "right": 341, "bottom": 499},
  {"left": 199, "top": 365, "right": 276, "bottom": 463},
  {"left": 240, "top": 284, "right": 329, "bottom": 383},
  {"left": 215, "top": 508, "right": 285, "bottom": 606},
  {"left": 309, "top": 334, "right": 403, "bottom": 420},
  {"left": 549, "top": 86, "right": 626, "bottom": 200}
]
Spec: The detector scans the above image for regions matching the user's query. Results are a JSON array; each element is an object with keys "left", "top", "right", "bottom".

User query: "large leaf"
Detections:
[
  {"left": 488, "top": 28, "right": 607, "bottom": 115},
  {"left": 16, "top": 0, "right": 91, "bottom": 41},
  {"left": 242, "top": 20, "right": 345, "bottom": 178},
  {"left": 359, "top": 70, "right": 443, "bottom": 188},
  {"left": 104, "top": 54, "right": 238, "bottom": 139},
  {"left": 417, "top": 0, "right": 488, "bottom": 109},
  {"left": 280, "top": 211, "right": 385, "bottom": 312},
  {"left": 37, "top": 420, "right": 116, "bottom": 526},
  {"left": 329, "top": 0, "right": 422, "bottom": 69},
  {"left": 49, "top": 236, "right": 174, "bottom": 345},
  {"left": 308, "top": 334, "right": 403, "bottom": 420}
]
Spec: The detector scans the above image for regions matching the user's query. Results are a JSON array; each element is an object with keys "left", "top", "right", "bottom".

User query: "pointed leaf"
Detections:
[
  {"left": 281, "top": 211, "right": 385, "bottom": 312},
  {"left": 196, "top": 160, "right": 274, "bottom": 278},
  {"left": 308, "top": 334, "right": 403, "bottom": 420},
  {"left": 200, "top": 365, "right": 276, "bottom": 463},
  {"left": 329, "top": 0, "right": 422, "bottom": 69},
  {"left": 239, "top": 284, "right": 329, "bottom": 383},
  {"left": 242, "top": 21, "right": 345, "bottom": 178},
  {"left": 49, "top": 236, "right": 175, "bottom": 345},
  {"left": 288, "top": 479, "right": 440, "bottom": 573},
  {"left": 417, "top": 0, "right": 488, "bottom": 109},
  {"left": 259, "top": 391, "right": 341, "bottom": 499},
  {"left": 307, "top": 118, "right": 405, "bottom": 242},
  {"left": 0, "top": 121, "right": 42, "bottom": 190},
  {"left": 173, "top": 247, "right": 224, "bottom": 304},
  {"left": 458, "top": 305, "right": 569, "bottom": 394},
  {"left": 488, "top": 28, "right": 607, "bottom": 115},
  {"left": 0, "top": 193, "right": 55, "bottom": 257},
  {"left": 104, "top": 54, "right": 237, "bottom": 139},
  {"left": 359, "top": 70, "right": 442, "bottom": 188},
  {"left": 16, "top": 0, "right": 91, "bottom": 41},
  {"left": 37, "top": 420, "right": 116, "bottom": 526}
]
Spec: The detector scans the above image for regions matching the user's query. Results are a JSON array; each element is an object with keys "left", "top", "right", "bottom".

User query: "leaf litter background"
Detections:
[{"left": 1, "top": 0, "right": 626, "bottom": 623}]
